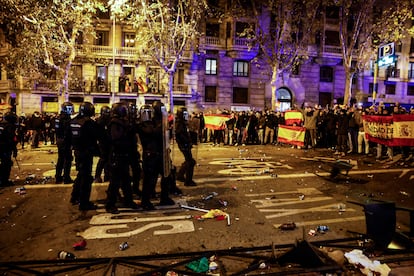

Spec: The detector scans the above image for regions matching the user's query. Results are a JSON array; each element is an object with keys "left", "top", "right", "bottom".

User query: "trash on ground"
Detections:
[
  {"left": 14, "top": 187, "right": 26, "bottom": 195},
  {"left": 58, "top": 250, "right": 76, "bottom": 259},
  {"left": 119, "top": 242, "right": 128, "bottom": 251},
  {"left": 279, "top": 222, "right": 296, "bottom": 231},
  {"left": 185, "top": 256, "right": 209, "bottom": 273},
  {"left": 72, "top": 239, "right": 87, "bottom": 250},
  {"left": 203, "top": 192, "right": 218, "bottom": 200},
  {"left": 344, "top": 249, "right": 391, "bottom": 276},
  {"left": 316, "top": 225, "right": 329, "bottom": 233}
]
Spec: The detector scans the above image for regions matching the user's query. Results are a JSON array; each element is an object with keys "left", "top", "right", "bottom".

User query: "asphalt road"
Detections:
[{"left": 1, "top": 142, "right": 414, "bottom": 274}]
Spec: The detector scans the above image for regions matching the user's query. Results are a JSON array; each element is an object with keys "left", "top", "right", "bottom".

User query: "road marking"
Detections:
[
  {"left": 275, "top": 216, "right": 366, "bottom": 228},
  {"left": 260, "top": 203, "right": 355, "bottom": 219},
  {"left": 245, "top": 187, "right": 323, "bottom": 197},
  {"left": 79, "top": 220, "right": 195, "bottom": 239},
  {"left": 251, "top": 196, "right": 336, "bottom": 207},
  {"left": 89, "top": 214, "right": 192, "bottom": 225}
]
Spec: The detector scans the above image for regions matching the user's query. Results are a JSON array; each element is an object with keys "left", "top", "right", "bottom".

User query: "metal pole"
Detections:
[
  {"left": 111, "top": 16, "right": 116, "bottom": 104},
  {"left": 372, "top": 61, "right": 378, "bottom": 106}
]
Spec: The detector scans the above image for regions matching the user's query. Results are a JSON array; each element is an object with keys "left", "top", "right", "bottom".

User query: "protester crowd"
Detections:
[{"left": 192, "top": 101, "right": 414, "bottom": 160}]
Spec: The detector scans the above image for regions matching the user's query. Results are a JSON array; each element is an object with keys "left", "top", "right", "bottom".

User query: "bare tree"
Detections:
[
  {"left": 0, "top": 0, "right": 105, "bottom": 104},
  {"left": 336, "top": 0, "right": 413, "bottom": 105},
  {"left": 250, "top": 0, "right": 323, "bottom": 110},
  {"left": 119, "top": 0, "right": 207, "bottom": 113}
]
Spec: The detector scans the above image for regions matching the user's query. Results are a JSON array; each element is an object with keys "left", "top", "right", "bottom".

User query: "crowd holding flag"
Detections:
[
  {"left": 204, "top": 114, "right": 231, "bottom": 130},
  {"left": 364, "top": 114, "right": 414, "bottom": 147}
]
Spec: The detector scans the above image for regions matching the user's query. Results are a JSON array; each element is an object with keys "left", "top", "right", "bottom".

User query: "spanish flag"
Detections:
[
  {"left": 278, "top": 125, "right": 305, "bottom": 147},
  {"left": 284, "top": 110, "right": 303, "bottom": 126},
  {"left": 204, "top": 114, "right": 231, "bottom": 130}
]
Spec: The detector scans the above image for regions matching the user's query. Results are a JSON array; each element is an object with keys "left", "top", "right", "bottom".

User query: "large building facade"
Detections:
[{"left": 1, "top": 2, "right": 414, "bottom": 115}]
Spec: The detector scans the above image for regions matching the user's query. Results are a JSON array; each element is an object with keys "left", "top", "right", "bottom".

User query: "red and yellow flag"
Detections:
[
  {"left": 204, "top": 114, "right": 231, "bottom": 130},
  {"left": 278, "top": 125, "right": 305, "bottom": 147},
  {"left": 284, "top": 110, "right": 303, "bottom": 126},
  {"left": 363, "top": 114, "right": 414, "bottom": 146}
]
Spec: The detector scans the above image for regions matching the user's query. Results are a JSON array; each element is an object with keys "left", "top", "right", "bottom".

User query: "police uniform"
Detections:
[
  {"left": 0, "top": 112, "right": 18, "bottom": 187},
  {"left": 67, "top": 102, "right": 99, "bottom": 211},
  {"left": 105, "top": 103, "right": 138, "bottom": 214},
  {"left": 175, "top": 107, "right": 197, "bottom": 186},
  {"left": 137, "top": 102, "right": 174, "bottom": 210},
  {"left": 94, "top": 106, "right": 111, "bottom": 183},
  {"left": 54, "top": 102, "right": 74, "bottom": 184},
  {"left": 127, "top": 103, "right": 142, "bottom": 196}
]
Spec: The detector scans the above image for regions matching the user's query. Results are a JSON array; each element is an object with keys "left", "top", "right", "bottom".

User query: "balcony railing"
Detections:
[
  {"left": 205, "top": 36, "right": 221, "bottom": 46},
  {"left": 409, "top": 70, "right": 414, "bottom": 79},
  {"left": 323, "top": 45, "right": 342, "bottom": 54},
  {"left": 76, "top": 44, "right": 193, "bottom": 62},
  {"left": 8, "top": 77, "right": 191, "bottom": 96}
]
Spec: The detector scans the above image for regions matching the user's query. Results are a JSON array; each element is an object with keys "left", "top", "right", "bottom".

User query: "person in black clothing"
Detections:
[
  {"left": 235, "top": 111, "right": 248, "bottom": 145},
  {"left": 94, "top": 105, "right": 111, "bottom": 183},
  {"left": 137, "top": 102, "right": 175, "bottom": 210},
  {"left": 54, "top": 102, "right": 74, "bottom": 184},
  {"left": 17, "top": 114, "right": 27, "bottom": 149},
  {"left": 175, "top": 107, "right": 197, "bottom": 186},
  {"left": 336, "top": 108, "right": 349, "bottom": 156},
  {"left": 67, "top": 102, "right": 100, "bottom": 211},
  {"left": 127, "top": 103, "right": 142, "bottom": 197},
  {"left": 30, "top": 111, "right": 43, "bottom": 148},
  {"left": 0, "top": 112, "right": 18, "bottom": 187},
  {"left": 105, "top": 102, "right": 138, "bottom": 214}
]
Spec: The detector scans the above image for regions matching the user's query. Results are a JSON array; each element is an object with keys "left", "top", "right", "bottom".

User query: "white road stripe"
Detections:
[{"left": 275, "top": 216, "right": 366, "bottom": 228}]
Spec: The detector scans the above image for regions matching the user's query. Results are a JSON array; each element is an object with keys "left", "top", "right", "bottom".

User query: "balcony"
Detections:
[
  {"left": 76, "top": 45, "right": 139, "bottom": 60},
  {"left": 409, "top": 70, "right": 414, "bottom": 80},
  {"left": 76, "top": 44, "right": 194, "bottom": 63}
]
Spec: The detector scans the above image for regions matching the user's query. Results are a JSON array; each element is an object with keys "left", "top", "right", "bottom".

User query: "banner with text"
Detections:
[{"left": 363, "top": 114, "right": 414, "bottom": 146}]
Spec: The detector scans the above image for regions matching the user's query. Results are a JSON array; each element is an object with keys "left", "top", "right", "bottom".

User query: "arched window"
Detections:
[{"left": 276, "top": 87, "right": 292, "bottom": 112}]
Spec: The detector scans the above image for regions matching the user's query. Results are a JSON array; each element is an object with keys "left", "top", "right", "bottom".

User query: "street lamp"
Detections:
[{"left": 109, "top": 0, "right": 127, "bottom": 105}]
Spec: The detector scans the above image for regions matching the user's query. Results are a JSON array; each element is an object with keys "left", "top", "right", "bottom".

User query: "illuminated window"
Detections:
[
  {"left": 233, "top": 61, "right": 249, "bottom": 77},
  {"left": 123, "top": 33, "right": 135, "bottom": 47},
  {"left": 206, "top": 58, "right": 217, "bottom": 75}
]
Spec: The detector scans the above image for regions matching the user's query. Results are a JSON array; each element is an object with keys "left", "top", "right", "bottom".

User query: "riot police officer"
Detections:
[
  {"left": 0, "top": 112, "right": 18, "bottom": 187},
  {"left": 137, "top": 102, "right": 175, "bottom": 210},
  {"left": 94, "top": 105, "right": 111, "bottom": 183},
  {"left": 175, "top": 107, "right": 197, "bottom": 186},
  {"left": 105, "top": 102, "right": 138, "bottom": 214},
  {"left": 54, "top": 102, "right": 74, "bottom": 184},
  {"left": 127, "top": 103, "right": 142, "bottom": 197},
  {"left": 67, "top": 102, "right": 99, "bottom": 211}
]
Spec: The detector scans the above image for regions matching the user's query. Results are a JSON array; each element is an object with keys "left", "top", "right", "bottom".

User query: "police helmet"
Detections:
[
  {"left": 100, "top": 105, "right": 111, "bottom": 118},
  {"left": 139, "top": 104, "right": 154, "bottom": 122},
  {"left": 128, "top": 103, "right": 138, "bottom": 121},
  {"left": 61, "top": 102, "right": 74, "bottom": 115},
  {"left": 3, "top": 112, "right": 18, "bottom": 125},
  {"left": 177, "top": 107, "right": 189, "bottom": 121},
  {"left": 152, "top": 101, "right": 165, "bottom": 120},
  {"left": 111, "top": 102, "right": 128, "bottom": 119},
  {"left": 79, "top": 102, "right": 95, "bottom": 117}
]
